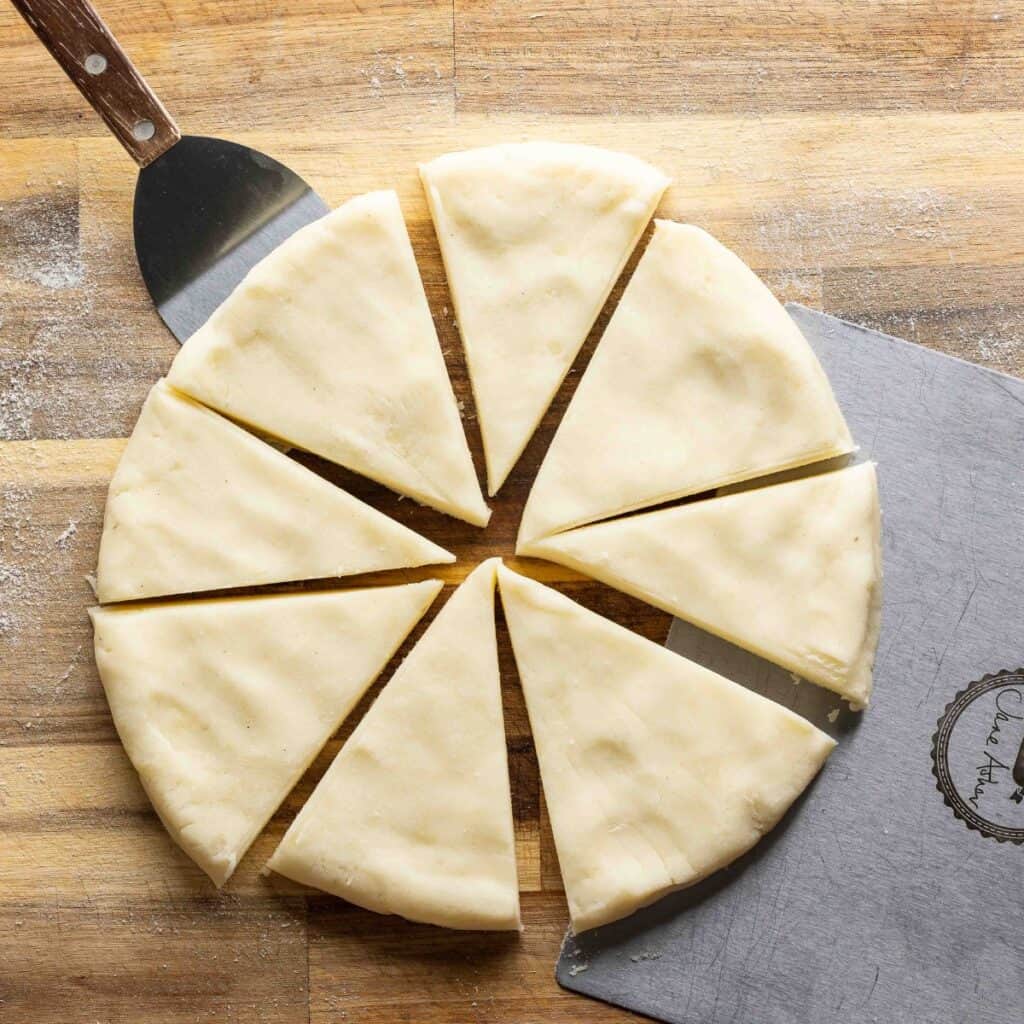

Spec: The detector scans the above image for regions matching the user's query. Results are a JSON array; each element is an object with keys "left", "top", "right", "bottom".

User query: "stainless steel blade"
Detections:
[{"left": 133, "top": 135, "right": 329, "bottom": 343}]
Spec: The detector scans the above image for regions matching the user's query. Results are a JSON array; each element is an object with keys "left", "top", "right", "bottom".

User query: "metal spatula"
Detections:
[{"left": 12, "top": 0, "right": 329, "bottom": 342}]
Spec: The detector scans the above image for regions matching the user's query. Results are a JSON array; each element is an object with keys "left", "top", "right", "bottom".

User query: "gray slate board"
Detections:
[{"left": 557, "top": 305, "right": 1024, "bottom": 1024}]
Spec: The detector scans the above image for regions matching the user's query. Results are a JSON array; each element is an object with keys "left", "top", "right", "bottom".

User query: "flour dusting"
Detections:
[
  {"left": 0, "top": 185, "right": 131, "bottom": 442},
  {"left": 1, "top": 460, "right": 93, "bottom": 665},
  {"left": 1, "top": 191, "right": 83, "bottom": 291}
]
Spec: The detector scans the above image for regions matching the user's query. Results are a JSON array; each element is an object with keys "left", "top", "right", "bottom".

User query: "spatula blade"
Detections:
[{"left": 133, "top": 135, "right": 329, "bottom": 343}]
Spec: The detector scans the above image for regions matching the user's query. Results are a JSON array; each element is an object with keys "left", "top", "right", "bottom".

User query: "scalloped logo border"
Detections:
[{"left": 932, "top": 669, "right": 1024, "bottom": 845}]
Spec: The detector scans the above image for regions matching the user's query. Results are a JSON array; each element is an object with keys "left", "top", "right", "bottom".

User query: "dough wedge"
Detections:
[
  {"left": 523, "top": 462, "right": 882, "bottom": 708},
  {"left": 269, "top": 559, "right": 520, "bottom": 930},
  {"left": 90, "top": 580, "right": 441, "bottom": 886},
  {"left": 96, "top": 380, "right": 453, "bottom": 603},
  {"left": 167, "top": 190, "right": 489, "bottom": 526},
  {"left": 421, "top": 142, "right": 668, "bottom": 495},
  {"left": 518, "top": 221, "right": 853, "bottom": 547},
  {"left": 498, "top": 565, "right": 835, "bottom": 933}
]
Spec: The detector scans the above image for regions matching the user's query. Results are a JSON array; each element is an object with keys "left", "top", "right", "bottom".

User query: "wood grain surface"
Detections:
[{"left": 3, "top": 2, "right": 1024, "bottom": 1022}]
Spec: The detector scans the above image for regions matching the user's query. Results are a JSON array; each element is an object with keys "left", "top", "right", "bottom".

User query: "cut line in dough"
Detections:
[
  {"left": 96, "top": 380, "right": 454, "bottom": 603},
  {"left": 518, "top": 221, "right": 854, "bottom": 547},
  {"left": 269, "top": 559, "right": 520, "bottom": 930},
  {"left": 90, "top": 579, "right": 441, "bottom": 886},
  {"left": 523, "top": 462, "right": 882, "bottom": 708},
  {"left": 498, "top": 565, "right": 835, "bottom": 932},
  {"left": 167, "top": 190, "right": 490, "bottom": 526},
  {"left": 421, "top": 142, "right": 669, "bottom": 495}
]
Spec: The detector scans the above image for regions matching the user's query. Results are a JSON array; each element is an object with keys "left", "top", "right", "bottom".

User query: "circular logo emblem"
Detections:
[{"left": 932, "top": 670, "right": 1024, "bottom": 844}]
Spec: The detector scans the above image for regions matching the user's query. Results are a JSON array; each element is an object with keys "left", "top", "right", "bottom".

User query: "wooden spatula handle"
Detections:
[{"left": 11, "top": 0, "right": 180, "bottom": 166}]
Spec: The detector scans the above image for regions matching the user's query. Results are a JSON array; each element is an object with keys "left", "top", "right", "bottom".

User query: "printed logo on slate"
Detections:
[{"left": 932, "top": 669, "right": 1024, "bottom": 845}]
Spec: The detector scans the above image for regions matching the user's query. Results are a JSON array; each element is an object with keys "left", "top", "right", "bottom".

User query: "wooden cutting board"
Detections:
[{"left": 2, "top": 2, "right": 1024, "bottom": 1022}]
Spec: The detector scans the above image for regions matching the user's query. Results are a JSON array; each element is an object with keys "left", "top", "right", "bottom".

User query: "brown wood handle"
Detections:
[{"left": 11, "top": 0, "right": 180, "bottom": 166}]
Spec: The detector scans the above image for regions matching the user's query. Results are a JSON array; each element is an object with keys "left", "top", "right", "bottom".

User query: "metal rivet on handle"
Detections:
[
  {"left": 132, "top": 120, "right": 156, "bottom": 141},
  {"left": 84, "top": 53, "right": 108, "bottom": 75}
]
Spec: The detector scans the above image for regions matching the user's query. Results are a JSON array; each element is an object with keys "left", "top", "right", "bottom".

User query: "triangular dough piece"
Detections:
[
  {"left": 421, "top": 143, "right": 669, "bottom": 495},
  {"left": 96, "top": 380, "right": 454, "bottom": 603},
  {"left": 269, "top": 559, "right": 519, "bottom": 929},
  {"left": 89, "top": 580, "right": 441, "bottom": 886},
  {"left": 524, "top": 463, "right": 882, "bottom": 709},
  {"left": 497, "top": 566, "right": 835, "bottom": 933},
  {"left": 167, "top": 190, "right": 490, "bottom": 526},
  {"left": 517, "top": 222, "right": 854, "bottom": 546}
]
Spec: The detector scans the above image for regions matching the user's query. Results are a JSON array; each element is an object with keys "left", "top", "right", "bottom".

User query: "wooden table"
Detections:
[{"left": 3, "top": 2, "right": 1024, "bottom": 1021}]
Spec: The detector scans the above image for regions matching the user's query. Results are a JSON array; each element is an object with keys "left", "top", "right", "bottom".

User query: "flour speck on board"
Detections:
[
  {"left": 54, "top": 643, "right": 85, "bottom": 693},
  {"left": 630, "top": 950, "right": 663, "bottom": 963},
  {"left": 359, "top": 50, "right": 416, "bottom": 99},
  {"left": 56, "top": 519, "right": 78, "bottom": 550}
]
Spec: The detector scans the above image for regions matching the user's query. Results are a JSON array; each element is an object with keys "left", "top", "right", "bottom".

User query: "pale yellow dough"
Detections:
[
  {"left": 269, "top": 560, "right": 520, "bottom": 930},
  {"left": 167, "top": 190, "right": 489, "bottom": 526},
  {"left": 518, "top": 221, "right": 854, "bottom": 547},
  {"left": 421, "top": 143, "right": 668, "bottom": 495},
  {"left": 96, "top": 380, "right": 453, "bottom": 603},
  {"left": 498, "top": 566, "right": 835, "bottom": 933},
  {"left": 90, "top": 580, "right": 441, "bottom": 886},
  {"left": 524, "top": 463, "right": 882, "bottom": 708}
]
